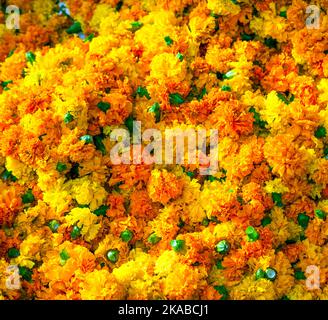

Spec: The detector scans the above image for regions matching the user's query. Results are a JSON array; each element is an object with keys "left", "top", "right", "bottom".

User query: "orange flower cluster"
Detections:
[{"left": 1, "top": 0, "right": 328, "bottom": 300}]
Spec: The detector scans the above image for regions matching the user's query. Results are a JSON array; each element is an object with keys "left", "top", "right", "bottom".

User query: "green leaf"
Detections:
[
  {"left": 186, "top": 171, "right": 195, "bottom": 178},
  {"left": 198, "top": 87, "right": 207, "bottom": 100},
  {"left": 77, "top": 204, "right": 89, "bottom": 208},
  {"left": 315, "top": 209, "right": 326, "bottom": 220},
  {"left": 124, "top": 116, "right": 134, "bottom": 134},
  {"left": 1, "top": 169, "right": 17, "bottom": 182},
  {"left": 130, "top": 21, "right": 143, "bottom": 32},
  {"left": 7, "top": 49, "right": 15, "bottom": 58},
  {"left": 148, "top": 233, "right": 161, "bottom": 245},
  {"left": 214, "top": 285, "right": 229, "bottom": 300},
  {"left": 66, "top": 21, "right": 82, "bottom": 34},
  {"left": 26, "top": 52, "right": 36, "bottom": 64},
  {"left": 216, "top": 72, "right": 224, "bottom": 80},
  {"left": 59, "top": 249, "right": 70, "bottom": 264},
  {"left": 315, "top": 126, "right": 327, "bottom": 139},
  {"left": 169, "top": 93, "right": 185, "bottom": 106},
  {"left": 297, "top": 213, "right": 310, "bottom": 229},
  {"left": 66, "top": 163, "right": 79, "bottom": 180},
  {"left": 19, "top": 266, "right": 33, "bottom": 282},
  {"left": 272, "top": 192, "right": 283, "bottom": 207},
  {"left": 294, "top": 270, "right": 306, "bottom": 280},
  {"left": 221, "top": 85, "right": 231, "bottom": 92},
  {"left": 136, "top": 86, "right": 151, "bottom": 100},
  {"left": 164, "top": 36, "right": 173, "bottom": 46},
  {"left": 261, "top": 216, "right": 272, "bottom": 226},
  {"left": 56, "top": 162, "right": 67, "bottom": 173},
  {"left": 1, "top": 80, "right": 13, "bottom": 88},
  {"left": 170, "top": 239, "right": 185, "bottom": 252},
  {"left": 207, "top": 175, "right": 219, "bottom": 182},
  {"left": 80, "top": 135, "right": 94, "bottom": 144},
  {"left": 64, "top": 112, "right": 74, "bottom": 124},
  {"left": 115, "top": 1, "right": 123, "bottom": 11},
  {"left": 255, "top": 268, "right": 266, "bottom": 280},
  {"left": 210, "top": 11, "right": 219, "bottom": 18},
  {"left": 49, "top": 220, "right": 60, "bottom": 233},
  {"left": 94, "top": 135, "right": 106, "bottom": 155},
  {"left": 71, "top": 225, "right": 81, "bottom": 239},
  {"left": 93, "top": 205, "right": 109, "bottom": 216},
  {"left": 148, "top": 102, "right": 161, "bottom": 122},
  {"left": 216, "top": 260, "right": 225, "bottom": 270},
  {"left": 7, "top": 248, "right": 20, "bottom": 258},
  {"left": 84, "top": 33, "right": 95, "bottom": 43},
  {"left": 277, "top": 92, "right": 294, "bottom": 105},
  {"left": 264, "top": 37, "right": 278, "bottom": 49},
  {"left": 22, "top": 189, "right": 35, "bottom": 204},
  {"left": 279, "top": 10, "right": 287, "bottom": 18},
  {"left": 323, "top": 147, "right": 328, "bottom": 159},
  {"left": 241, "top": 33, "right": 255, "bottom": 41},
  {"left": 176, "top": 52, "right": 184, "bottom": 61},
  {"left": 249, "top": 107, "right": 268, "bottom": 129},
  {"left": 223, "top": 70, "right": 236, "bottom": 80},
  {"left": 202, "top": 218, "right": 210, "bottom": 226}
]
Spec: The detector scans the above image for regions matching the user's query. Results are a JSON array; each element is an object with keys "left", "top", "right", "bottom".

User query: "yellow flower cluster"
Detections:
[{"left": 1, "top": 0, "right": 328, "bottom": 300}]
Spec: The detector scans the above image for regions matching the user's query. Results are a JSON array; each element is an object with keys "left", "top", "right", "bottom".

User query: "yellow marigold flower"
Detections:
[
  {"left": 32, "top": 0, "right": 56, "bottom": 24},
  {"left": 160, "top": 263, "right": 207, "bottom": 299},
  {"left": 0, "top": 50, "right": 26, "bottom": 83},
  {"left": 188, "top": 15, "right": 216, "bottom": 41},
  {"left": 264, "top": 134, "right": 314, "bottom": 179},
  {"left": 65, "top": 207, "right": 100, "bottom": 242},
  {"left": 306, "top": 218, "right": 328, "bottom": 246},
  {"left": 250, "top": 4, "right": 288, "bottom": 42},
  {"left": 2, "top": 0, "right": 328, "bottom": 301},
  {"left": 113, "top": 250, "right": 153, "bottom": 284},
  {"left": 207, "top": 0, "right": 241, "bottom": 16},
  {"left": 5, "top": 156, "right": 33, "bottom": 183},
  {"left": 94, "top": 234, "right": 129, "bottom": 264},
  {"left": 79, "top": 269, "right": 125, "bottom": 300},
  {"left": 176, "top": 178, "right": 205, "bottom": 225},
  {"left": 154, "top": 250, "right": 207, "bottom": 299},
  {"left": 206, "top": 46, "right": 234, "bottom": 74},
  {"left": 14, "top": 234, "right": 45, "bottom": 268},
  {"left": 200, "top": 180, "right": 240, "bottom": 222},
  {"left": 90, "top": 4, "right": 114, "bottom": 31},
  {"left": 134, "top": 11, "right": 178, "bottom": 58},
  {"left": 264, "top": 179, "right": 290, "bottom": 194},
  {"left": 149, "top": 53, "right": 188, "bottom": 84},
  {"left": 269, "top": 207, "right": 302, "bottom": 246},
  {"left": 42, "top": 180, "right": 72, "bottom": 215},
  {"left": 65, "top": 176, "right": 107, "bottom": 210},
  {"left": 230, "top": 276, "right": 277, "bottom": 300},
  {"left": 148, "top": 205, "right": 180, "bottom": 241},
  {"left": 288, "top": 284, "right": 314, "bottom": 300},
  {"left": 260, "top": 91, "right": 289, "bottom": 132},
  {"left": 39, "top": 241, "right": 95, "bottom": 283},
  {"left": 317, "top": 79, "right": 328, "bottom": 104},
  {"left": 213, "top": 221, "right": 238, "bottom": 241}
]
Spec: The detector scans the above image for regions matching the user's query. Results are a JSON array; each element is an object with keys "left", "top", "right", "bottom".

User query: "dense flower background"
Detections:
[{"left": 1, "top": 0, "right": 328, "bottom": 300}]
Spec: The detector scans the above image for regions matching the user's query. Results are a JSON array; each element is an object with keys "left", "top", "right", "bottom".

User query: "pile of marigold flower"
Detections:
[{"left": 1, "top": 0, "right": 328, "bottom": 300}]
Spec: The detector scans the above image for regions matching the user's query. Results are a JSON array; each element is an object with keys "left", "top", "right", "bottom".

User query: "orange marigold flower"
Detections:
[
  {"left": 264, "top": 134, "right": 312, "bottom": 180},
  {"left": 147, "top": 169, "right": 184, "bottom": 204},
  {"left": 130, "top": 190, "right": 156, "bottom": 220}
]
